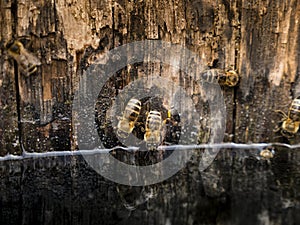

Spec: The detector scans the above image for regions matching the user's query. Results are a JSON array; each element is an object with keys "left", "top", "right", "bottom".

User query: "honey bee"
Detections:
[
  {"left": 275, "top": 97, "right": 300, "bottom": 138},
  {"left": 200, "top": 69, "right": 239, "bottom": 87},
  {"left": 144, "top": 111, "right": 163, "bottom": 150},
  {"left": 259, "top": 147, "right": 275, "bottom": 159},
  {"left": 163, "top": 107, "right": 181, "bottom": 144},
  {"left": 6, "top": 40, "right": 41, "bottom": 76},
  {"left": 117, "top": 98, "right": 142, "bottom": 138},
  {"left": 288, "top": 97, "right": 300, "bottom": 121}
]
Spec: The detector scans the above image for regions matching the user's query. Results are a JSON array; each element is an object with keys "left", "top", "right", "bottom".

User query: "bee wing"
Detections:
[
  {"left": 10, "top": 48, "right": 41, "bottom": 75},
  {"left": 23, "top": 49, "right": 41, "bottom": 66}
]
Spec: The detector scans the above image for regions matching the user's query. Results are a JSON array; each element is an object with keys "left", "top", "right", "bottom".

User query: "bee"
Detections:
[
  {"left": 200, "top": 69, "right": 239, "bottom": 87},
  {"left": 144, "top": 111, "right": 163, "bottom": 150},
  {"left": 275, "top": 97, "right": 300, "bottom": 138},
  {"left": 167, "top": 107, "right": 180, "bottom": 125},
  {"left": 163, "top": 107, "right": 181, "bottom": 144},
  {"left": 117, "top": 98, "right": 142, "bottom": 138},
  {"left": 259, "top": 147, "right": 275, "bottom": 159},
  {"left": 288, "top": 97, "right": 300, "bottom": 121},
  {"left": 6, "top": 40, "right": 41, "bottom": 76}
]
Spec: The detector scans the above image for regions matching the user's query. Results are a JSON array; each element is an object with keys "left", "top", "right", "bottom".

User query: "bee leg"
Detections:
[
  {"left": 162, "top": 118, "right": 168, "bottom": 125},
  {"left": 273, "top": 124, "right": 281, "bottom": 133},
  {"left": 274, "top": 135, "right": 284, "bottom": 139},
  {"left": 158, "top": 148, "right": 164, "bottom": 161},
  {"left": 295, "top": 122, "right": 300, "bottom": 134},
  {"left": 144, "top": 150, "right": 150, "bottom": 160},
  {"left": 281, "top": 130, "right": 294, "bottom": 139},
  {"left": 26, "top": 64, "right": 38, "bottom": 76},
  {"left": 274, "top": 110, "right": 288, "bottom": 118},
  {"left": 140, "top": 126, "right": 145, "bottom": 133}
]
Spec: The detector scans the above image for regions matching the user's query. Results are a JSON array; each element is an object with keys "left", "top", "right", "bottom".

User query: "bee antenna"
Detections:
[
  {"left": 19, "top": 37, "right": 32, "bottom": 47},
  {"left": 5, "top": 39, "right": 15, "bottom": 49},
  {"left": 207, "top": 59, "right": 219, "bottom": 69},
  {"left": 274, "top": 110, "right": 287, "bottom": 117}
]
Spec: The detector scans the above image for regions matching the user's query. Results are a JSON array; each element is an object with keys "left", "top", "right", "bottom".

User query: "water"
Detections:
[{"left": 0, "top": 143, "right": 300, "bottom": 225}]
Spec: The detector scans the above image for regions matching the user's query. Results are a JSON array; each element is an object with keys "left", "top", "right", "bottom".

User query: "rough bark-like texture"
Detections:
[
  {"left": 1, "top": 0, "right": 300, "bottom": 225},
  {"left": 235, "top": 0, "right": 300, "bottom": 144},
  {"left": 1, "top": 0, "right": 298, "bottom": 152},
  {"left": 0, "top": 0, "right": 20, "bottom": 156}
]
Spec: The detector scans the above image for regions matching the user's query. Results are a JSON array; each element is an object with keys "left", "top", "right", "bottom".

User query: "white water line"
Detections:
[{"left": 0, "top": 142, "right": 299, "bottom": 162}]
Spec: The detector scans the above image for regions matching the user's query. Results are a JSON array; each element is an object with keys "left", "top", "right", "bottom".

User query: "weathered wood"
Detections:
[
  {"left": 1, "top": 0, "right": 285, "bottom": 152},
  {"left": 0, "top": 0, "right": 298, "bottom": 149},
  {"left": 1, "top": 0, "right": 300, "bottom": 224},
  {"left": 9, "top": 1, "right": 72, "bottom": 152},
  {"left": 235, "top": 0, "right": 300, "bottom": 143},
  {"left": 0, "top": 0, "right": 20, "bottom": 156}
]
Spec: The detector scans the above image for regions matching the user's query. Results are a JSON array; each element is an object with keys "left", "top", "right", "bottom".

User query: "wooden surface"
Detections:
[
  {"left": 0, "top": 0, "right": 300, "bottom": 224},
  {"left": 0, "top": 0, "right": 299, "bottom": 154},
  {"left": 0, "top": 0, "right": 299, "bottom": 153}
]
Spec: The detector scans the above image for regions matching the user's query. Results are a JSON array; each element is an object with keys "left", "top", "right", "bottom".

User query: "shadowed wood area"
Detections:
[{"left": 0, "top": 0, "right": 300, "bottom": 224}]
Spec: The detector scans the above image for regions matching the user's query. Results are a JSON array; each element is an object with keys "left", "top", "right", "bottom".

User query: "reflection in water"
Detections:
[
  {"left": 116, "top": 185, "right": 158, "bottom": 211},
  {"left": 1, "top": 144, "right": 300, "bottom": 225}
]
